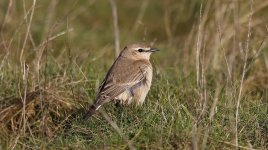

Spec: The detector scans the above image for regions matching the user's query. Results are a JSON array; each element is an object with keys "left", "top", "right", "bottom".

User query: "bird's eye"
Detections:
[{"left": 138, "top": 49, "right": 143, "bottom": 52}]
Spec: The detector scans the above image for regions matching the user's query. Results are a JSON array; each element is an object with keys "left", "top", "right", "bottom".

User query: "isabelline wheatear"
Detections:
[{"left": 83, "top": 43, "right": 159, "bottom": 120}]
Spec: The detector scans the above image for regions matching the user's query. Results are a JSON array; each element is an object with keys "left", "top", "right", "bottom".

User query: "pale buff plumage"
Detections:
[{"left": 83, "top": 43, "right": 159, "bottom": 120}]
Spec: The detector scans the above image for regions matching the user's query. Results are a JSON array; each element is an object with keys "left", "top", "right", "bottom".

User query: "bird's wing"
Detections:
[{"left": 95, "top": 58, "right": 151, "bottom": 105}]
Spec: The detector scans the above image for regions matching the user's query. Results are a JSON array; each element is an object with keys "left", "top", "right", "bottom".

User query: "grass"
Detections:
[{"left": 1, "top": 0, "right": 268, "bottom": 149}]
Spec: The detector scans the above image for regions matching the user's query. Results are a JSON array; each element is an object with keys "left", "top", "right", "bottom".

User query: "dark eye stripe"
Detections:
[{"left": 138, "top": 49, "right": 143, "bottom": 52}]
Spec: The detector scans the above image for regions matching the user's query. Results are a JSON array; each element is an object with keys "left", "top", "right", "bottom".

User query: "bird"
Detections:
[{"left": 83, "top": 43, "right": 159, "bottom": 120}]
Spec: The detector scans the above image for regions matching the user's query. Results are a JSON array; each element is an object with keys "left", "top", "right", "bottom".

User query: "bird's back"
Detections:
[{"left": 96, "top": 56, "right": 152, "bottom": 102}]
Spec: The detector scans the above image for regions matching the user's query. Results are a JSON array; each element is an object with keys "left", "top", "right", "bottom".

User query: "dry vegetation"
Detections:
[{"left": 0, "top": 0, "right": 268, "bottom": 149}]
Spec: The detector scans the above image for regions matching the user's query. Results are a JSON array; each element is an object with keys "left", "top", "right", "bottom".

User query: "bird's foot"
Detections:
[{"left": 114, "top": 99, "right": 124, "bottom": 119}]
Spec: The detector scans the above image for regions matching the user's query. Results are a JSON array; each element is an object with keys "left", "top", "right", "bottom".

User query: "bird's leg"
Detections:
[
  {"left": 114, "top": 99, "right": 121, "bottom": 108},
  {"left": 114, "top": 99, "right": 123, "bottom": 110},
  {"left": 114, "top": 99, "right": 124, "bottom": 119}
]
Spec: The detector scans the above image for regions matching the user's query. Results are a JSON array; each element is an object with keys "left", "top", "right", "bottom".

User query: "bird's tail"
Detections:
[{"left": 83, "top": 104, "right": 98, "bottom": 121}]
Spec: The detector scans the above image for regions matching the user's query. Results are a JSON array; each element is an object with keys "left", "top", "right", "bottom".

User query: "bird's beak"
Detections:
[{"left": 148, "top": 48, "right": 160, "bottom": 52}]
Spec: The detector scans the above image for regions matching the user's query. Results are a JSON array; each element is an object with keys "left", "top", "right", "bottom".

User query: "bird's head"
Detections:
[{"left": 120, "top": 43, "right": 159, "bottom": 60}]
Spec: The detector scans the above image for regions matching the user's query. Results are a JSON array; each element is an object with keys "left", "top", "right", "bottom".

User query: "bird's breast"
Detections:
[{"left": 115, "top": 66, "right": 153, "bottom": 106}]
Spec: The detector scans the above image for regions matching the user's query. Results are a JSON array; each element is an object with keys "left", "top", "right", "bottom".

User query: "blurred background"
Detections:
[
  {"left": 1, "top": 0, "right": 201, "bottom": 67},
  {"left": 1, "top": 0, "right": 268, "bottom": 71}
]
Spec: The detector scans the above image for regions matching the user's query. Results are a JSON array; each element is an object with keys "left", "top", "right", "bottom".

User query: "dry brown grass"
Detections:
[{"left": 0, "top": 78, "right": 83, "bottom": 143}]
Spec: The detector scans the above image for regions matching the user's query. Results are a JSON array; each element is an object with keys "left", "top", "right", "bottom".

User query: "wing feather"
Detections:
[{"left": 95, "top": 57, "right": 151, "bottom": 105}]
